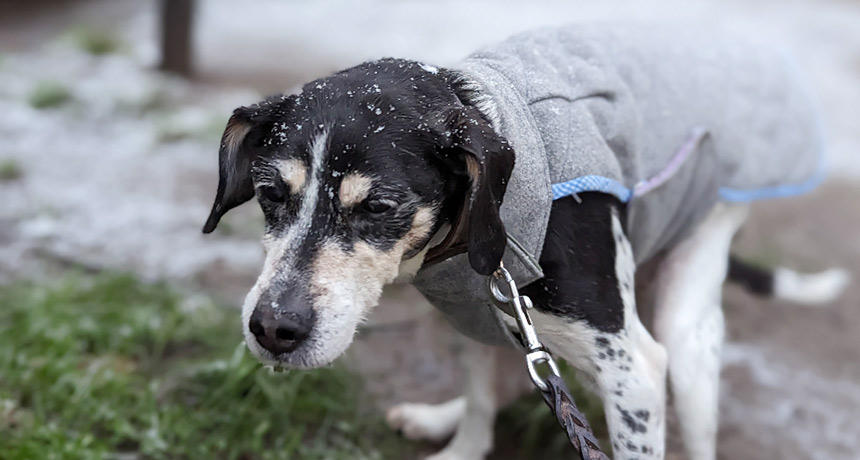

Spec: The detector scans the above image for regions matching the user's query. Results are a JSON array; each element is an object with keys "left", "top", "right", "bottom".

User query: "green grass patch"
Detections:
[
  {"left": 0, "top": 159, "right": 23, "bottom": 181},
  {"left": 155, "top": 113, "right": 231, "bottom": 144},
  {"left": 0, "top": 274, "right": 414, "bottom": 459},
  {"left": 28, "top": 82, "right": 72, "bottom": 109},
  {"left": 69, "top": 28, "right": 122, "bottom": 56}
]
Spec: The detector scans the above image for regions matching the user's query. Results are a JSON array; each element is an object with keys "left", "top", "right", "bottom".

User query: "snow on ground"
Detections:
[
  {"left": 722, "top": 342, "right": 860, "bottom": 459},
  {"left": 0, "top": 45, "right": 264, "bottom": 287}
]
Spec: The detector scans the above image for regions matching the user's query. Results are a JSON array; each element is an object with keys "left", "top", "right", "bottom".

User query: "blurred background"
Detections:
[{"left": 0, "top": 0, "right": 858, "bottom": 459}]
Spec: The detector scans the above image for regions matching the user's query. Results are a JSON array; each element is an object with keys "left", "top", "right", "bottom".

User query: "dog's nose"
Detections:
[{"left": 248, "top": 292, "right": 313, "bottom": 355}]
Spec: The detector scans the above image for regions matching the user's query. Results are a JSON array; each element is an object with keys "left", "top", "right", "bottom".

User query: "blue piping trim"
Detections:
[
  {"left": 551, "top": 169, "right": 824, "bottom": 204},
  {"left": 716, "top": 51, "right": 829, "bottom": 203},
  {"left": 551, "top": 175, "right": 633, "bottom": 202},
  {"left": 718, "top": 170, "right": 824, "bottom": 202}
]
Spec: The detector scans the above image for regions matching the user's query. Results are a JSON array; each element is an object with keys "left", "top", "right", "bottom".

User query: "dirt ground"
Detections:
[{"left": 716, "top": 182, "right": 860, "bottom": 459}]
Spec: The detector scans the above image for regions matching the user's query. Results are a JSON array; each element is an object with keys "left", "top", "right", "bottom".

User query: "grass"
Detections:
[
  {"left": 155, "top": 113, "right": 230, "bottom": 144},
  {"left": 0, "top": 274, "right": 414, "bottom": 459},
  {"left": 28, "top": 82, "right": 72, "bottom": 109},
  {"left": 69, "top": 28, "right": 122, "bottom": 56},
  {"left": 0, "top": 159, "right": 23, "bottom": 181},
  {"left": 0, "top": 272, "right": 609, "bottom": 459}
]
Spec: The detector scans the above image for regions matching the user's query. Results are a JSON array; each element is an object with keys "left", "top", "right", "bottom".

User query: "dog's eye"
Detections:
[
  {"left": 362, "top": 198, "right": 395, "bottom": 214},
  {"left": 258, "top": 184, "right": 286, "bottom": 203}
]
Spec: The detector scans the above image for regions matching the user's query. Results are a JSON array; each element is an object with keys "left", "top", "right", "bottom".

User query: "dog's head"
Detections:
[{"left": 202, "top": 59, "right": 514, "bottom": 368}]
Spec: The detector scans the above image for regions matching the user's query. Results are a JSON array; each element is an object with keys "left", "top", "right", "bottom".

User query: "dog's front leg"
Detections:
[
  {"left": 522, "top": 200, "right": 668, "bottom": 459},
  {"left": 531, "top": 308, "right": 667, "bottom": 459},
  {"left": 387, "top": 339, "right": 530, "bottom": 460},
  {"left": 428, "top": 339, "right": 498, "bottom": 460}
]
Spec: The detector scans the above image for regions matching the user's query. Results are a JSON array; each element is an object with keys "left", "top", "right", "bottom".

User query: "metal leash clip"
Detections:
[
  {"left": 488, "top": 264, "right": 561, "bottom": 392},
  {"left": 488, "top": 263, "right": 610, "bottom": 460}
]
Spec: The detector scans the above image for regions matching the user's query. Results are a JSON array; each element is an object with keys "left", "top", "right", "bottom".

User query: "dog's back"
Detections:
[{"left": 455, "top": 24, "right": 823, "bottom": 262}]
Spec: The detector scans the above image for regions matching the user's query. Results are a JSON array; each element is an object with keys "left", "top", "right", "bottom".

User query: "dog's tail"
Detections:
[{"left": 727, "top": 256, "right": 851, "bottom": 305}]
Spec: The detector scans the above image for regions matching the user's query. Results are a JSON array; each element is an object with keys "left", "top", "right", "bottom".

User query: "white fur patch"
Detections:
[
  {"left": 386, "top": 397, "right": 466, "bottom": 442},
  {"left": 652, "top": 203, "right": 748, "bottom": 460},
  {"left": 774, "top": 267, "right": 850, "bottom": 305},
  {"left": 600, "top": 210, "right": 667, "bottom": 459},
  {"left": 243, "top": 129, "right": 329, "bottom": 368}
]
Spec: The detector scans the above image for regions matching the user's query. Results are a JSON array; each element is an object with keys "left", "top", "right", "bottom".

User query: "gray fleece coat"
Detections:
[{"left": 413, "top": 25, "right": 825, "bottom": 345}]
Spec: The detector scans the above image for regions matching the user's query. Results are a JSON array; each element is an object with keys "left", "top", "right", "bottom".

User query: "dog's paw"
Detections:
[
  {"left": 424, "top": 450, "right": 480, "bottom": 460},
  {"left": 385, "top": 399, "right": 464, "bottom": 442}
]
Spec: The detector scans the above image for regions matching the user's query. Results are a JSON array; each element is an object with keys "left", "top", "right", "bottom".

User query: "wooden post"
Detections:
[{"left": 158, "top": 0, "right": 194, "bottom": 76}]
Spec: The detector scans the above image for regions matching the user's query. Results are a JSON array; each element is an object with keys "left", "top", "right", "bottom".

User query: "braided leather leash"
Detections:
[
  {"left": 489, "top": 266, "right": 609, "bottom": 460},
  {"left": 541, "top": 374, "right": 609, "bottom": 460}
]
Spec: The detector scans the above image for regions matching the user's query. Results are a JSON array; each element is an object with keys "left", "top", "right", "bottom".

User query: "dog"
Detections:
[{"left": 202, "top": 25, "right": 849, "bottom": 460}]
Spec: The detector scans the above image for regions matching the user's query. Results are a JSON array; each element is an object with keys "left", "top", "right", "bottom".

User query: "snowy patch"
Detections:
[
  {"left": 722, "top": 343, "right": 860, "bottom": 459},
  {"left": 418, "top": 63, "right": 438, "bottom": 74},
  {"left": 0, "top": 42, "right": 262, "bottom": 289}
]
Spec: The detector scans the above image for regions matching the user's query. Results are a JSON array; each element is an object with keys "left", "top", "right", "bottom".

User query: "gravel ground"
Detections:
[{"left": 1, "top": 1, "right": 858, "bottom": 458}]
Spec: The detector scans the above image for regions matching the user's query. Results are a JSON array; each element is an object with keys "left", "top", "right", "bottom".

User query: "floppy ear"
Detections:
[
  {"left": 202, "top": 107, "right": 269, "bottom": 233},
  {"left": 437, "top": 106, "right": 515, "bottom": 275}
]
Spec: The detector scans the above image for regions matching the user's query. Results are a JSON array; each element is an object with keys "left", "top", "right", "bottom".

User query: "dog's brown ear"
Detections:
[
  {"left": 202, "top": 107, "right": 269, "bottom": 233},
  {"left": 435, "top": 106, "right": 515, "bottom": 275}
]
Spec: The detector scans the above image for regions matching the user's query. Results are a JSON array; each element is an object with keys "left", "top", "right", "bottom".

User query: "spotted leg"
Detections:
[
  {"left": 521, "top": 196, "right": 668, "bottom": 459},
  {"left": 652, "top": 204, "right": 748, "bottom": 460}
]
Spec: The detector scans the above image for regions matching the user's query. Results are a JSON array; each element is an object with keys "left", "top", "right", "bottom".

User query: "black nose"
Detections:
[{"left": 248, "top": 290, "right": 314, "bottom": 355}]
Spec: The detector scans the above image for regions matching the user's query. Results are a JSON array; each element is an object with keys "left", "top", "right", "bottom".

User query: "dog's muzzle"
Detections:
[{"left": 248, "top": 286, "right": 315, "bottom": 356}]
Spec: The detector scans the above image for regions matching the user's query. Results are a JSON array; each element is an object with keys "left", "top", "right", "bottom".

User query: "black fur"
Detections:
[
  {"left": 203, "top": 107, "right": 278, "bottom": 233},
  {"left": 203, "top": 60, "right": 457, "bottom": 255},
  {"left": 727, "top": 255, "right": 775, "bottom": 296},
  {"left": 437, "top": 105, "right": 515, "bottom": 275},
  {"left": 203, "top": 58, "right": 514, "bottom": 276},
  {"left": 521, "top": 193, "right": 627, "bottom": 333}
]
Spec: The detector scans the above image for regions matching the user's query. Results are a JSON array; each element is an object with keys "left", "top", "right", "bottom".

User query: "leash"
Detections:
[{"left": 488, "top": 265, "right": 609, "bottom": 460}]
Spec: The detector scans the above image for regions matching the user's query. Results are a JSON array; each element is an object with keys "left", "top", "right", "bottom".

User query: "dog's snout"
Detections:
[{"left": 249, "top": 291, "right": 314, "bottom": 356}]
